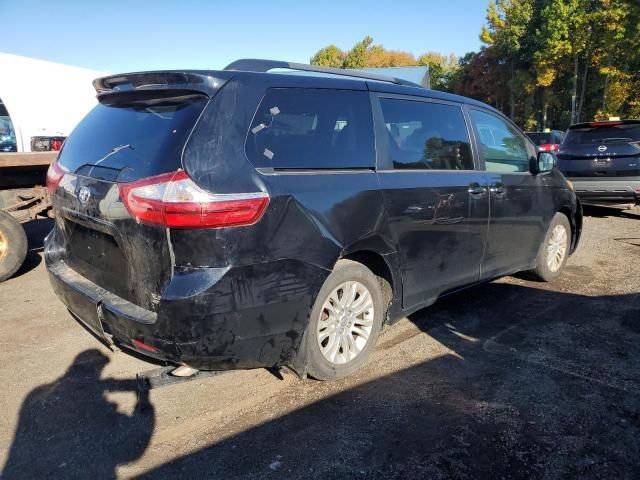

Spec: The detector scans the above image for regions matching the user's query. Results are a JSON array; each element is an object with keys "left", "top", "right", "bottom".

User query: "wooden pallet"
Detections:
[{"left": 0, "top": 152, "right": 57, "bottom": 168}]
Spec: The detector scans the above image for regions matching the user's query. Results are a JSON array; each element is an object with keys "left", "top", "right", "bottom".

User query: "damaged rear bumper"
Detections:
[{"left": 45, "top": 245, "right": 328, "bottom": 371}]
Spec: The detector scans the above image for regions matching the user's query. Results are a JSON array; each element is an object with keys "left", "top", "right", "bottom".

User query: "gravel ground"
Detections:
[{"left": 0, "top": 206, "right": 639, "bottom": 479}]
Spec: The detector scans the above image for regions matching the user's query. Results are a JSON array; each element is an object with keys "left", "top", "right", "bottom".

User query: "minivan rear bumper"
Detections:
[
  {"left": 45, "top": 237, "right": 327, "bottom": 371},
  {"left": 568, "top": 177, "right": 640, "bottom": 205}
]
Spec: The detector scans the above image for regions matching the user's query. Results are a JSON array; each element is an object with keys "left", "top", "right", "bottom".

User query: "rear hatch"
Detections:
[
  {"left": 50, "top": 72, "right": 224, "bottom": 311},
  {"left": 557, "top": 120, "right": 640, "bottom": 177}
]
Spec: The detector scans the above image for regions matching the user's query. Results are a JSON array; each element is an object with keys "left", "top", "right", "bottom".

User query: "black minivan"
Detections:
[{"left": 45, "top": 60, "right": 582, "bottom": 380}]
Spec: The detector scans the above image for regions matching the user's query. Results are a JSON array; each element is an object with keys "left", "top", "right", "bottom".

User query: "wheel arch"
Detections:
[
  {"left": 337, "top": 245, "right": 402, "bottom": 324},
  {"left": 558, "top": 201, "right": 582, "bottom": 254}
]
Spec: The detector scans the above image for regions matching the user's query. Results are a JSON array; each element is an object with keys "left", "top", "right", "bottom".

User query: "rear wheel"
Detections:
[
  {"left": 530, "top": 212, "right": 571, "bottom": 282},
  {"left": 0, "top": 210, "right": 28, "bottom": 282},
  {"left": 305, "top": 260, "right": 386, "bottom": 380}
]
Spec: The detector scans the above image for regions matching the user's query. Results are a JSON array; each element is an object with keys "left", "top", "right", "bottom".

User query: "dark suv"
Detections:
[
  {"left": 557, "top": 119, "right": 640, "bottom": 206},
  {"left": 45, "top": 60, "right": 581, "bottom": 380}
]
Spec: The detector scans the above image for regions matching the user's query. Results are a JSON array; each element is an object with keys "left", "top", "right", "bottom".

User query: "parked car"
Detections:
[
  {"left": 45, "top": 60, "right": 582, "bottom": 380},
  {"left": 526, "top": 130, "right": 565, "bottom": 152},
  {"left": 557, "top": 119, "right": 640, "bottom": 206}
]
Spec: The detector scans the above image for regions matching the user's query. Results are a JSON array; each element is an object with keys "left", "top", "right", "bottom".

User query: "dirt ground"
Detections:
[{"left": 1, "top": 206, "right": 639, "bottom": 479}]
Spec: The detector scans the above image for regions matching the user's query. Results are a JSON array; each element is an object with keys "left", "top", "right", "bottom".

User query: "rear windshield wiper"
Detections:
[{"left": 602, "top": 137, "right": 633, "bottom": 144}]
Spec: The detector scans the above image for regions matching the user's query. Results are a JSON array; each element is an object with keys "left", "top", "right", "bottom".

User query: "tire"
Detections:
[
  {"left": 0, "top": 210, "right": 28, "bottom": 282},
  {"left": 305, "top": 259, "right": 387, "bottom": 381},
  {"left": 530, "top": 212, "right": 571, "bottom": 282}
]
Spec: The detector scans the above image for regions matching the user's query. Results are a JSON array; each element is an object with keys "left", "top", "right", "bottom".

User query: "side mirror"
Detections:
[{"left": 532, "top": 151, "right": 557, "bottom": 174}]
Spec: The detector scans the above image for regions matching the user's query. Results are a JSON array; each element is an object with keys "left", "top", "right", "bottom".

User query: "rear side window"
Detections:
[
  {"left": 245, "top": 88, "right": 375, "bottom": 169},
  {"left": 379, "top": 98, "right": 473, "bottom": 170},
  {"left": 470, "top": 110, "right": 529, "bottom": 173},
  {"left": 564, "top": 123, "right": 640, "bottom": 145},
  {"left": 59, "top": 94, "right": 207, "bottom": 182}
]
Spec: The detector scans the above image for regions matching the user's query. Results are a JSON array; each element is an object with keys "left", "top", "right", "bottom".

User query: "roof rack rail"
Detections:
[{"left": 223, "top": 59, "right": 423, "bottom": 88}]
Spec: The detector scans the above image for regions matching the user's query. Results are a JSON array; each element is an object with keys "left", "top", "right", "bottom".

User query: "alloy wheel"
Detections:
[{"left": 316, "top": 280, "right": 375, "bottom": 365}]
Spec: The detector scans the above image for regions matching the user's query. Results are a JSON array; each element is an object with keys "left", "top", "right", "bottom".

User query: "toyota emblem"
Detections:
[
  {"left": 597, "top": 145, "right": 607, "bottom": 152},
  {"left": 78, "top": 186, "right": 91, "bottom": 205}
]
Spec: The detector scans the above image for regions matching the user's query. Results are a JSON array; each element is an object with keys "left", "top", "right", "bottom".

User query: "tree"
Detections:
[
  {"left": 343, "top": 36, "right": 375, "bottom": 69},
  {"left": 417, "top": 52, "right": 459, "bottom": 91},
  {"left": 310, "top": 1, "right": 640, "bottom": 126},
  {"left": 310, "top": 37, "right": 457, "bottom": 91},
  {"left": 479, "top": 0, "right": 534, "bottom": 120},
  {"left": 310, "top": 45, "right": 344, "bottom": 68}
]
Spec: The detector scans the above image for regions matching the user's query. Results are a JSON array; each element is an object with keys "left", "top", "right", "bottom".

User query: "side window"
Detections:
[
  {"left": 469, "top": 110, "right": 530, "bottom": 173},
  {"left": 245, "top": 88, "right": 375, "bottom": 169},
  {"left": 379, "top": 98, "right": 474, "bottom": 170}
]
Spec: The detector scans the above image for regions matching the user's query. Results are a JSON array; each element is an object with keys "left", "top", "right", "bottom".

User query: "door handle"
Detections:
[
  {"left": 489, "top": 183, "right": 506, "bottom": 196},
  {"left": 468, "top": 183, "right": 487, "bottom": 197}
]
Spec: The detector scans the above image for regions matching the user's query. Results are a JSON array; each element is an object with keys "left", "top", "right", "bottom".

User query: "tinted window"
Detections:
[
  {"left": 527, "top": 132, "right": 553, "bottom": 145},
  {"left": 470, "top": 110, "right": 529, "bottom": 172},
  {"left": 379, "top": 99, "right": 473, "bottom": 170},
  {"left": 553, "top": 131, "right": 565, "bottom": 143},
  {"left": 0, "top": 98, "right": 17, "bottom": 152},
  {"left": 246, "top": 88, "right": 375, "bottom": 169},
  {"left": 59, "top": 94, "right": 207, "bottom": 182},
  {"left": 564, "top": 123, "right": 640, "bottom": 145}
]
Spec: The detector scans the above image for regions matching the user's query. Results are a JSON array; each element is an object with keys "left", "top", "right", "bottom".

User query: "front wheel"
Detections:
[
  {"left": 530, "top": 212, "right": 571, "bottom": 282},
  {"left": 305, "top": 260, "right": 386, "bottom": 381}
]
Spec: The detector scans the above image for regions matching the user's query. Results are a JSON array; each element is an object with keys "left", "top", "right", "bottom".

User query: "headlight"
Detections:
[{"left": 566, "top": 180, "right": 574, "bottom": 190}]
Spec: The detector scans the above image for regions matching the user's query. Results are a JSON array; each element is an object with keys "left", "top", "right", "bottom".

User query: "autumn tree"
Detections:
[
  {"left": 310, "top": 37, "right": 458, "bottom": 91},
  {"left": 309, "top": 45, "right": 344, "bottom": 68}
]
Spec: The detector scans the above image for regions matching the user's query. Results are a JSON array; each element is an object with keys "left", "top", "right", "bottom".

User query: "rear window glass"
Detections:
[
  {"left": 564, "top": 123, "right": 640, "bottom": 145},
  {"left": 59, "top": 94, "right": 207, "bottom": 182},
  {"left": 245, "top": 88, "right": 375, "bottom": 169},
  {"left": 527, "top": 133, "right": 553, "bottom": 145}
]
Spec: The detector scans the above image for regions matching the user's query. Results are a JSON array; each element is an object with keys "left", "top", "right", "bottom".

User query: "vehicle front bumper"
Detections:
[{"left": 568, "top": 177, "right": 640, "bottom": 205}]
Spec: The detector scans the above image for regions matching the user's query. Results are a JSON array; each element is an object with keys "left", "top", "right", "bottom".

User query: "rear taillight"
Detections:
[
  {"left": 51, "top": 139, "right": 64, "bottom": 151},
  {"left": 539, "top": 143, "right": 559, "bottom": 152},
  {"left": 46, "top": 161, "right": 68, "bottom": 194},
  {"left": 119, "top": 170, "right": 269, "bottom": 229}
]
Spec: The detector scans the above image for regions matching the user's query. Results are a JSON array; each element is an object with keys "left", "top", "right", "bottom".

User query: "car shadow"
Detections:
[
  {"left": 10, "top": 217, "right": 53, "bottom": 279},
  {"left": 133, "top": 282, "right": 639, "bottom": 479},
  {"left": 2, "top": 349, "right": 155, "bottom": 479},
  {"left": 4, "top": 281, "right": 639, "bottom": 478},
  {"left": 582, "top": 204, "right": 640, "bottom": 219}
]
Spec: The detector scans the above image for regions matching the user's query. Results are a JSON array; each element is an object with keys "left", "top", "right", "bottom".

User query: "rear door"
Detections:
[
  {"left": 468, "top": 108, "right": 547, "bottom": 278},
  {"left": 374, "top": 95, "right": 489, "bottom": 308},
  {"left": 52, "top": 90, "right": 209, "bottom": 311}
]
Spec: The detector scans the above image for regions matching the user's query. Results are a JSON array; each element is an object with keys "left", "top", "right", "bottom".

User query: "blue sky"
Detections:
[{"left": 1, "top": 0, "right": 488, "bottom": 73}]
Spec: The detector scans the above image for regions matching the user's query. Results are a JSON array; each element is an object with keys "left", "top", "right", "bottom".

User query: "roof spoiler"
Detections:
[
  {"left": 93, "top": 71, "right": 225, "bottom": 99},
  {"left": 224, "top": 59, "right": 423, "bottom": 88},
  {"left": 569, "top": 119, "right": 640, "bottom": 129}
]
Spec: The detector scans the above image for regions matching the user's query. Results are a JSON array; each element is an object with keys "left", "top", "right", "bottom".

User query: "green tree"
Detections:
[
  {"left": 417, "top": 52, "right": 459, "bottom": 91},
  {"left": 310, "top": 45, "right": 344, "bottom": 68},
  {"left": 343, "top": 36, "right": 375, "bottom": 68}
]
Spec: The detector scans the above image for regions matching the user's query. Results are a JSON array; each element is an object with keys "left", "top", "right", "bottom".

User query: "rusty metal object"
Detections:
[{"left": 1, "top": 186, "right": 52, "bottom": 223}]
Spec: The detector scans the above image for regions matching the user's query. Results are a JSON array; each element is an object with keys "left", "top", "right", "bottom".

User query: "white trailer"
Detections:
[
  {"left": 0, "top": 53, "right": 106, "bottom": 281},
  {"left": 0, "top": 52, "right": 105, "bottom": 152}
]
